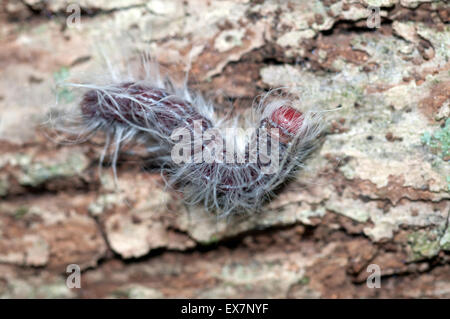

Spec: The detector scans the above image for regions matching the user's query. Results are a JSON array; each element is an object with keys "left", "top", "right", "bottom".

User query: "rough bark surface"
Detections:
[{"left": 0, "top": 0, "right": 449, "bottom": 298}]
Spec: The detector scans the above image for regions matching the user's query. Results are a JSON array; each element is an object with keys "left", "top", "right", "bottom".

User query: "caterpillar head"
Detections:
[{"left": 262, "top": 105, "right": 304, "bottom": 144}]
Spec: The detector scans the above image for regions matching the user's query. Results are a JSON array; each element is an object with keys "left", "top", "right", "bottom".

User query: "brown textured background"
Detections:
[{"left": 0, "top": 0, "right": 449, "bottom": 298}]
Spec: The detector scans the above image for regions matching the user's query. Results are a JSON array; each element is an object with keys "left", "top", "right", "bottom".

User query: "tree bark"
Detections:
[{"left": 0, "top": 0, "right": 448, "bottom": 298}]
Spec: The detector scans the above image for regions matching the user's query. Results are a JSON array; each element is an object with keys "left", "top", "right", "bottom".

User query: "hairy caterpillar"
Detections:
[{"left": 53, "top": 53, "right": 323, "bottom": 216}]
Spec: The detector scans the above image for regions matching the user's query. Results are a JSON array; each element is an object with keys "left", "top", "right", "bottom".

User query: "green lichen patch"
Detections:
[
  {"left": 297, "top": 276, "right": 310, "bottom": 286},
  {"left": 3, "top": 279, "right": 74, "bottom": 299},
  {"left": 35, "top": 282, "right": 75, "bottom": 299},
  {"left": 200, "top": 235, "right": 220, "bottom": 246},
  {"left": 421, "top": 118, "right": 450, "bottom": 160},
  {"left": 408, "top": 221, "right": 450, "bottom": 261},
  {"left": 408, "top": 230, "right": 441, "bottom": 261},
  {"left": 421, "top": 118, "right": 450, "bottom": 190},
  {"left": 19, "top": 153, "right": 88, "bottom": 187},
  {"left": 0, "top": 177, "right": 9, "bottom": 196},
  {"left": 14, "top": 206, "right": 29, "bottom": 219},
  {"left": 53, "top": 67, "right": 74, "bottom": 103}
]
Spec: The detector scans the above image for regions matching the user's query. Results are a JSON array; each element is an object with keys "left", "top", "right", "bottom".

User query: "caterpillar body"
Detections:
[{"left": 54, "top": 55, "right": 323, "bottom": 215}]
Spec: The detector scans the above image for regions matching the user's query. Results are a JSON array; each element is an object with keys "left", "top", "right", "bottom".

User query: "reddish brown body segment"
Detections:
[
  {"left": 271, "top": 106, "right": 304, "bottom": 134},
  {"left": 81, "top": 83, "right": 211, "bottom": 134},
  {"left": 265, "top": 106, "right": 304, "bottom": 144}
]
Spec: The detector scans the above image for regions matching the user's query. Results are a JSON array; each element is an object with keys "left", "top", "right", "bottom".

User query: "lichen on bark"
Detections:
[{"left": 0, "top": 0, "right": 449, "bottom": 298}]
